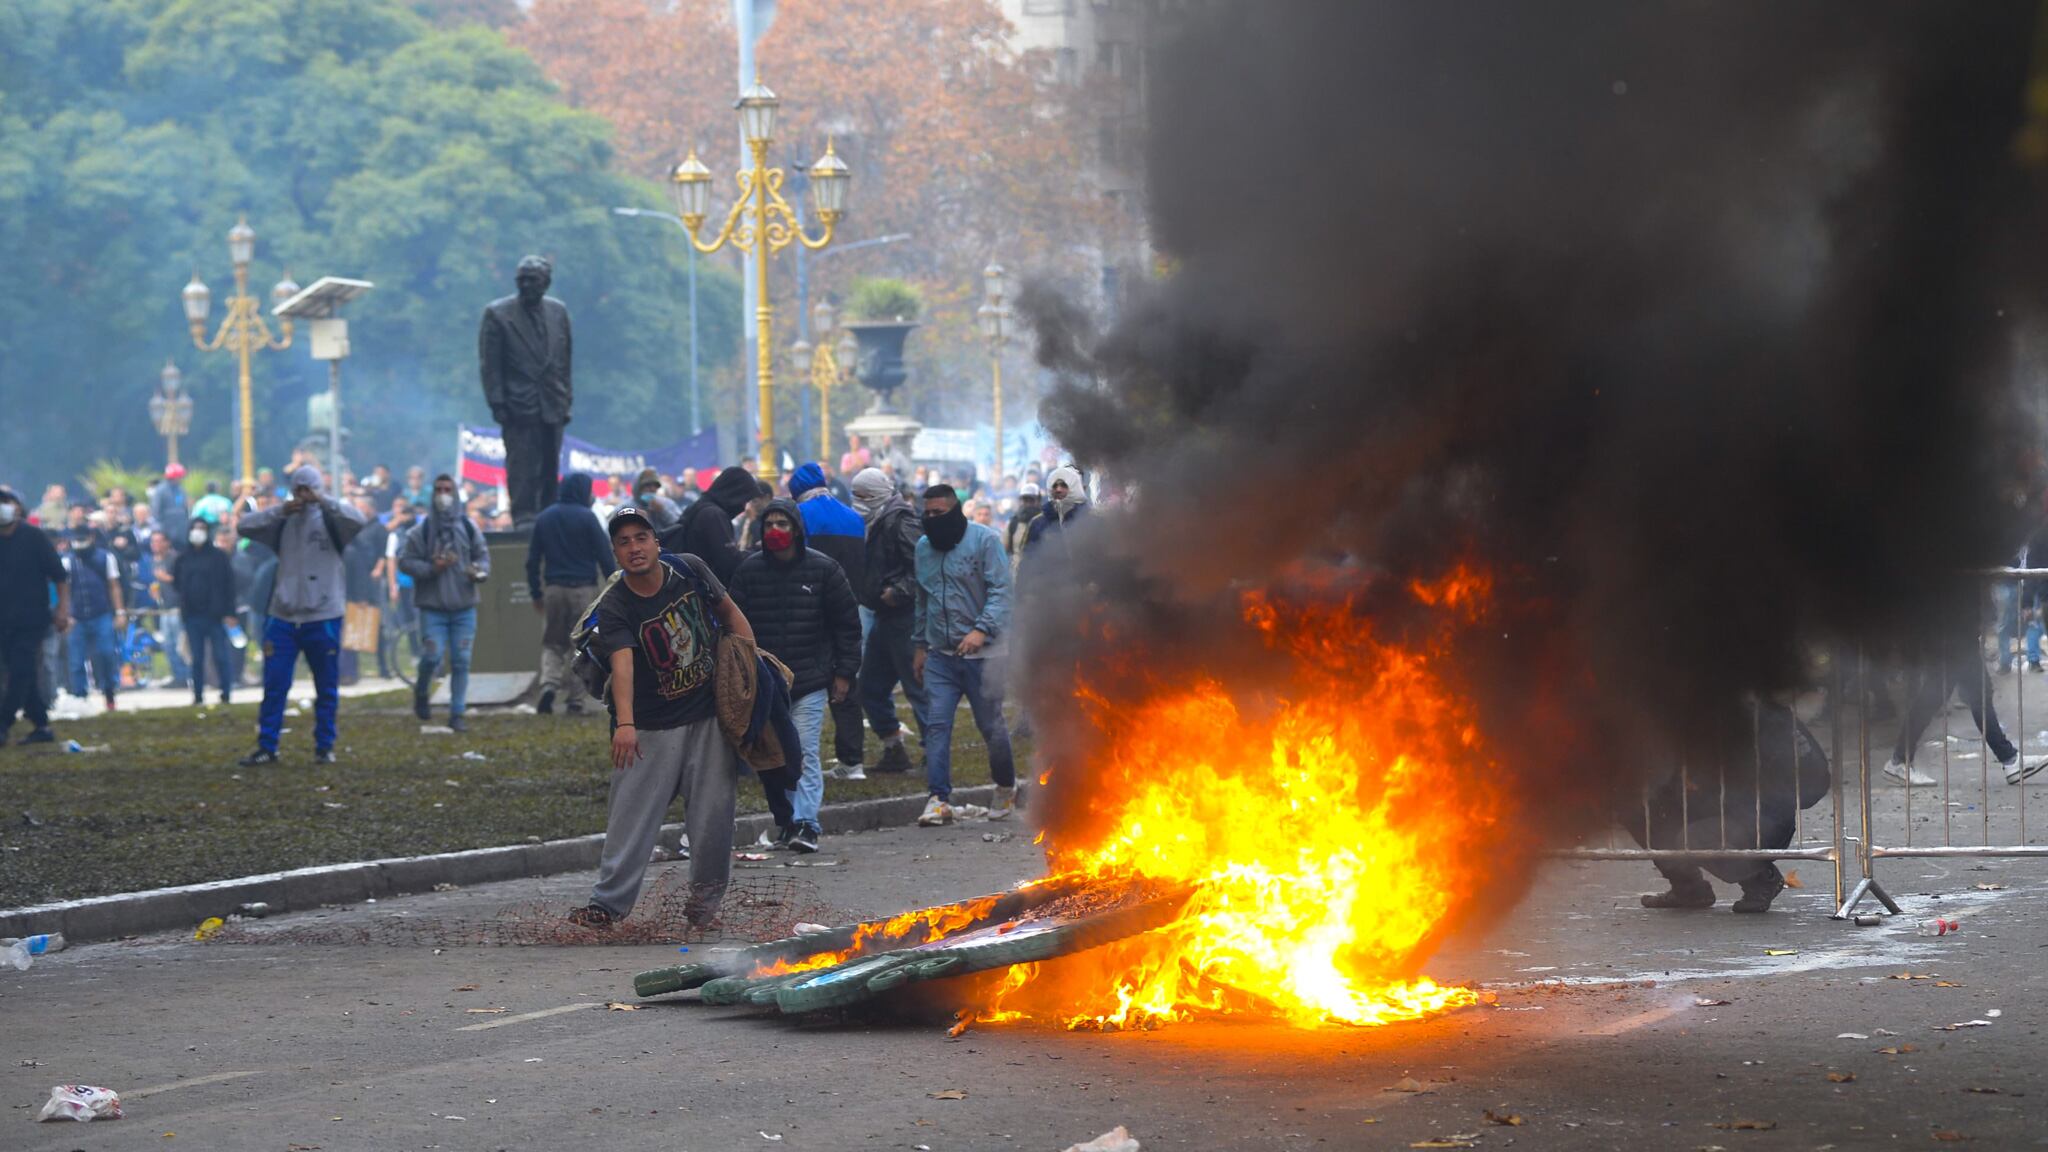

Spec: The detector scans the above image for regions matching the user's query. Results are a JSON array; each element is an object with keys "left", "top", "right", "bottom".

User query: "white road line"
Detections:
[
  {"left": 456, "top": 1003, "right": 594, "bottom": 1031},
  {"left": 130, "top": 1070, "right": 264, "bottom": 1098},
  {"left": 1583, "top": 1003, "right": 1688, "bottom": 1037}
]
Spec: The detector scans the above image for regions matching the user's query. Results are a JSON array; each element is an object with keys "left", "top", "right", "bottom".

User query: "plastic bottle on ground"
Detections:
[
  {"left": 7, "top": 933, "right": 67, "bottom": 970},
  {"left": 1917, "top": 917, "right": 1961, "bottom": 937}
]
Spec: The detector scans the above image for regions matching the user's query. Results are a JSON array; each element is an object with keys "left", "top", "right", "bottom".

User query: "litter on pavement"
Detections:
[
  {"left": 1063, "top": 1127, "right": 1141, "bottom": 1152},
  {"left": 38, "top": 1084, "right": 122, "bottom": 1122}
]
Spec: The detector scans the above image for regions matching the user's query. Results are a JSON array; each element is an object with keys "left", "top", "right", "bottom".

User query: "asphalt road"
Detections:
[{"left": 6, "top": 819, "right": 2045, "bottom": 1151}]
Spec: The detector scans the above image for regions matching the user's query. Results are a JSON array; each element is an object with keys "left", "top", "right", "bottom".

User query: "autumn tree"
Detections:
[{"left": 513, "top": 0, "right": 1103, "bottom": 460}]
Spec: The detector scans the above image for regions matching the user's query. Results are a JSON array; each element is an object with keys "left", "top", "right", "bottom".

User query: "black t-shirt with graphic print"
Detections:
[{"left": 592, "top": 553, "right": 726, "bottom": 731}]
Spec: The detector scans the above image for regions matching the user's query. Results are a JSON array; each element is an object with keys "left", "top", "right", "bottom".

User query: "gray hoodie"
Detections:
[
  {"left": 236, "top": 467, "right": 366, "bottom": 624},
  {"left": 398, "top": 500, "right": 491, "bottom": 612}
]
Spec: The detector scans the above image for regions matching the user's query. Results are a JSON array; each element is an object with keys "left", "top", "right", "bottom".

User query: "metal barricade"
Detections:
[{"left": 1558, "top": 567, "right": 2048, "bottom": 920}]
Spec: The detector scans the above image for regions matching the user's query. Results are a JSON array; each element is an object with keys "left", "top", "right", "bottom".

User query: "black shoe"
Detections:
[
  {"left": 565, "top": 700, "right": 587, "bottom": 715},
  {"left": 238, "top": 747, "right": 279, "bottom": 767},
  {"left": 220, "top": 692, "right": 231, "bottom": 705},
  {"left": 314, "top": 749, "right": 337, "bottom": 765},
  {"left": 412, "top": 683, "right": 431, "bottom": 721},
  {"left": 874, "top": 741, "right": 913, "bottom": 774},
  {"left": 449, "top": 714, "right": 467, "bottom": 733},
  {"left": 1641, "top": 879, "right": 1716, "bottom": 910},
  {"left": 23, "top": 727, "right": 55, "bottom": 746},
  {"left": 1731, "top": 866, "right": 1786, "bottom": 914},
  {"left": 0, "top": 728, "right": 8, "bottom": 748},
  {"left": 772, "top": 823, "right": 800, "bottom": 850},
  {"left": 566, "top": 904, "right": 614, "bottom": 930},
  {"left": 536, "top": 689, "right": 555, "bottom": 715},
  {"left": 791, "top": 825, "right": 821, "bottom": 854},
  {"left": 2030, "top": 662, "right": 2043, "bottom": 674}
]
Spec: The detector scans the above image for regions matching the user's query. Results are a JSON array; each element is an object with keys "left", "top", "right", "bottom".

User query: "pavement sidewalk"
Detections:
[{"left": 45, "top": 675, "right": 408, "bottom": 719}]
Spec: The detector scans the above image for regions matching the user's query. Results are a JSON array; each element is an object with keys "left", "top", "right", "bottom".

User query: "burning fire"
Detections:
[{"left": 983, "top": 570, "right": 1506, "bottom": 1030}]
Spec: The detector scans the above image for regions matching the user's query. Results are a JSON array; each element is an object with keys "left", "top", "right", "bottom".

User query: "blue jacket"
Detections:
[
  {"left": 788, "top": 462, "right": 866, "bottom": 590},
  {"left": 912, "top": 521, "right": 1011, "bottom": 655}
]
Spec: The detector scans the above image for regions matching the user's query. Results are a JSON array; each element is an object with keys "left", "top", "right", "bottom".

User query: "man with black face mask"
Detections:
[{"left": 909, "top": 483, "right": 1016, "bottom": 825}]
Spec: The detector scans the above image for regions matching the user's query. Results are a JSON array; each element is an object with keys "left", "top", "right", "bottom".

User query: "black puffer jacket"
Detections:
[
  {"left": 725, "top": 500, "right": 861, "bottom": 699},
  {"left": 661, "top": 465, "right": 756, "bottom": 584},
  {"left": 858, "top": 496, "right": 922, "bottom": 616}
]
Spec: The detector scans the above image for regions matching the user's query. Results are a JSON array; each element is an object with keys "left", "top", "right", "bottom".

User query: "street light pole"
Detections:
[
  {"left": 182, "top": 216, "right": 297, "bottom": 486},
  {"left": 668, "top": 78, "right": 850, "bottom": 484},
  {"left": 612, "top": 206, "right": 705, "bottom": 435},
  {"left": 978, "top": 262, "right": 1014, "bottom": 485},
  {"left": 149, "top": 360, "right": 193, "bottom": 469}
]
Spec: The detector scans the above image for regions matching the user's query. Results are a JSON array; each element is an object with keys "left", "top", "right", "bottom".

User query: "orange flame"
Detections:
[{"left": 989, "top": 569, "right": 1504, "bottom": 1029}]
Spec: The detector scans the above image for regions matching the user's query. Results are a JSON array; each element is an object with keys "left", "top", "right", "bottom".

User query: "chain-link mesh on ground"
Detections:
[{"left": 197, "top": 873, "right": 853, "bottom": 948}]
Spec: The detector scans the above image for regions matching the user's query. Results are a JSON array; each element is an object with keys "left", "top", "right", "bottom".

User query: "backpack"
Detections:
[{"left": 567, "top": 554, "right": 716, "bottom": 705}]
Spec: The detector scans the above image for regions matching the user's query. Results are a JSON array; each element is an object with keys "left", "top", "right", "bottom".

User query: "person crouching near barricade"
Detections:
[
  {"left": 567, "top": 507, "right": 755, "bottom": 930},
  {"left": 1633, "top": 699, "right": 1830, "bottom": 914}
]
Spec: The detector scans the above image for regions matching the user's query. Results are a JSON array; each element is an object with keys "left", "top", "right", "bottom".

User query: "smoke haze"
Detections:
[{"left": 1018, "top": 2, "right": 2048, "bottom": 864}]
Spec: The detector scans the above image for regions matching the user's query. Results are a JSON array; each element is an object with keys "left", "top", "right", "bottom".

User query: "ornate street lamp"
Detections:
[
  {"left": 148, "top": 359, "right": 194, "bottom": 468},
  {"left": 667, "top": 76, "right": 850, "bottom": 483},
  {"left": 183, "top": 215, "right": 295, "bottom": 484},
  {"left": 789, "top": 300, "right": 860, "bottom": 462}
]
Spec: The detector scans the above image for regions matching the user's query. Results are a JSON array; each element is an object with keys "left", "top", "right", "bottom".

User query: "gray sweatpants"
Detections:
[
  {"left": 590, "top": 717, "right": 739, "bottom": 921},
  {"left": 538, "top": 583, "right": 597, "bottom": 708}
]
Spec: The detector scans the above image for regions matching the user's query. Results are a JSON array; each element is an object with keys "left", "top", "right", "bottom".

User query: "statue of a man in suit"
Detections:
[{"left": 479, "top": 255, "right": 573, "bottom": 527}]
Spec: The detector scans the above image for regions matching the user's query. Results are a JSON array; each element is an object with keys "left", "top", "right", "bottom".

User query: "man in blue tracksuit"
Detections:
[
  {"left": 787, "top": 461, "right": 869, "bottom": 778},
  {"left": 236, "top": 465, "right": 366, "bottom": 765},
  {"left": 909, "top": 483, "right": 1016, "bottom": 826}
]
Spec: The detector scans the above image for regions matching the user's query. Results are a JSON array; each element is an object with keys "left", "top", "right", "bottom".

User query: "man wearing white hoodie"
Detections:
[{"left": 236, "top": 466, "right": 365, "bottom": 766}]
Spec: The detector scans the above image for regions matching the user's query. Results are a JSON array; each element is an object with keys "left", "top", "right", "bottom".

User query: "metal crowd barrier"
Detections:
[{"left": 1557, "top": 567, "right": 2048, "bottom": 921}]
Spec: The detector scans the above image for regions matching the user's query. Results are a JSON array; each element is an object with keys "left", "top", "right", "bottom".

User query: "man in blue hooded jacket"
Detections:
[
  {"left": 526, "top": 472, "right": 615, "bottom": 715},
  {"left": 787, "top": 461, "right": 869, "bottom": 778}
]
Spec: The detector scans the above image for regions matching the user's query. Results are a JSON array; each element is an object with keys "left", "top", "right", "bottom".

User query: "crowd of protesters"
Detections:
[{"left": 541, "top": 440, "right": 1084, "bottom": 928}]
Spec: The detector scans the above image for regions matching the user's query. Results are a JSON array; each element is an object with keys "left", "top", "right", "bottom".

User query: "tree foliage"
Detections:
[
  {"left": 0, "top": 0, "right": 741, "bottom": 491},
  {"left": 511, "top": 0, "right": 1098, "bottom": 443}
]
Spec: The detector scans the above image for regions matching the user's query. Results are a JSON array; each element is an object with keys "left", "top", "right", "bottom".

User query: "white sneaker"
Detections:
[
  {"left": 988, "top": 786, "right": 1016, "bottom": 821},
  {"left": 827, "top": 761, "right": 868, "bottom": 781},
  {"left": 2004, "top": 753, "right": 2048, "bottom": 784},
  {"left": 917, "top": 795, "right": 955, "bottom": 826},
  {"left": 1882, "top": 759, "right": 1936, "bottom": 787}
]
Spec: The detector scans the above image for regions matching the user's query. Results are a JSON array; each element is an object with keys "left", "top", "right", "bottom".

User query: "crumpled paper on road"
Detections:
[{"left": 1063, "top": 1126, "right": 1140, "bottom": 1152}]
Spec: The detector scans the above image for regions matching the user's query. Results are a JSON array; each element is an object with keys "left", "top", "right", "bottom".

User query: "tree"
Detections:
[
  {"left": 0, "top": 0, "right": 741, "bottom": 491},
  {"left": 511, "top": 0, "right": 1101, "bottom": 456}
]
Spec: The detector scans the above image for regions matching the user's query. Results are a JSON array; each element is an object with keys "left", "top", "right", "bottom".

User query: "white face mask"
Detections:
[
  {"left": 0, "top": 502, "right": 18, "bottom": 526},
  {"left": 188, "top": 528, "right": 208, "bottom": 546},
  {"left": 433, "top": 492, "right": 456, "bottom": 511}
]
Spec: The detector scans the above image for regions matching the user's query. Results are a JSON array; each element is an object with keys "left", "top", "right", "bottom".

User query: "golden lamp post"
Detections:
[
  {"left": 148, "top": 360, "right": 194, "bottom": 469},
  {"left": 182, "top": 216, "right": 299, "bottom": 485},
  {"left": 669, "top": 78, "right": 850, "bottom": 484},
  {"left": 789, "top": 300, "right": 859, "bottom": 463},
  {"left": 976, "top": 262, "right": 1015, "bottom": 483}
]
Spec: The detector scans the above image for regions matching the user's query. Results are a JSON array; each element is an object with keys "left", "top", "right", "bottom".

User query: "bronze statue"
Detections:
[{"left": 479, "top": 255, "right": 573, "bottom": 527}]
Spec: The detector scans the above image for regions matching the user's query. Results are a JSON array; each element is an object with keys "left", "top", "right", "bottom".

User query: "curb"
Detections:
[{"left": 0, "top": 784, "right": 998, "bottom": 946}]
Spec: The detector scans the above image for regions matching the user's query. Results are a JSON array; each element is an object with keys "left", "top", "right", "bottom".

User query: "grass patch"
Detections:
[{"left": 0, "top": 693, "right": 1012, "bottom": 908}]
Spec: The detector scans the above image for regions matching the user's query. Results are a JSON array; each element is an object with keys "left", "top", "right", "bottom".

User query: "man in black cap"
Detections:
[
  {"left": 569, "top": 505, "right": 753, "bottom": 929},
  {"left": 479, "top": 255, "right": 574, "bottom": 527},
  {"left": 0, "top": 486, "right": 68, "bottom": 745}
]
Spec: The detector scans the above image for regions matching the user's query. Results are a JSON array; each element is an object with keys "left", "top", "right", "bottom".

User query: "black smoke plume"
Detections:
[{"left": 1018, "top": 3, "right": 2048, "bottom": 864}]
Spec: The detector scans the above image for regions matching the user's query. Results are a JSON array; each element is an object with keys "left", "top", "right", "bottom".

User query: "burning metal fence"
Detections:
[{"left": 1560, "top": 567, "right": 2048, "bottom": 919}]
